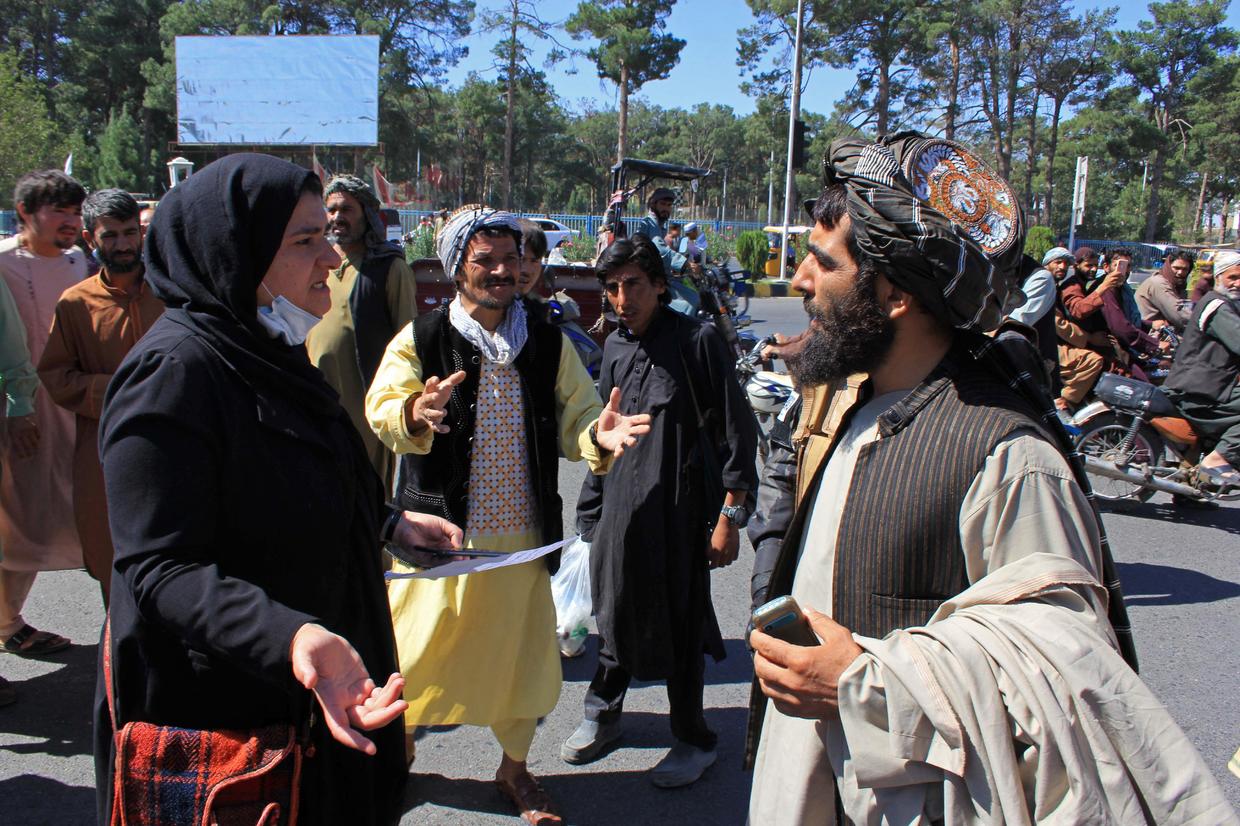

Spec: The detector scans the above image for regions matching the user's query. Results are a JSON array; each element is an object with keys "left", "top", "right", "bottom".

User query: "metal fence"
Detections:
[
  {"left": 1073, "top": 239, "right": 1172, "bottom": 270},
  {"left": 394, "top": 209, "right": 769, "bottom": 238}
]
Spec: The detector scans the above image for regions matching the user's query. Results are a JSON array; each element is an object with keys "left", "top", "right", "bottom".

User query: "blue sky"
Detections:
[{"left": 443, "top": 0, "right": 1240, "bottom": 116}]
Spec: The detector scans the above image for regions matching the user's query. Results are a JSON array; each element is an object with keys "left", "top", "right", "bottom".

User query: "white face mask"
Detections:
[{"left": 256, "top": 285, "right": 322, "bottom": 346}]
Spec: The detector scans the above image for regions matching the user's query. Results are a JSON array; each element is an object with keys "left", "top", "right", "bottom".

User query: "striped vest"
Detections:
[{"left": 830, "top": 365, "right": 1044, "bottom": 637}]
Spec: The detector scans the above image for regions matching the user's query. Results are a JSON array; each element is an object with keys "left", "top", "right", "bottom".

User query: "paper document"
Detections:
[{"left": 385, "top": 536, "right": 575, "bottom": 580}]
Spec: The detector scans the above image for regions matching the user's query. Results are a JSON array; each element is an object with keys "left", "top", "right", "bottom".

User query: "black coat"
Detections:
[
  {"left": 94, "top": 319, "right": 407, "bottom": 825},
  {"left": 578, "top": 308, "right": 758, "bottom": 680}
]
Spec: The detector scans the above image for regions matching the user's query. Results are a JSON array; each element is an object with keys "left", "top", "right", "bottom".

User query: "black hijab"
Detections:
[{"left": 144, "top": 153, "right": 340, "bottom": 415}]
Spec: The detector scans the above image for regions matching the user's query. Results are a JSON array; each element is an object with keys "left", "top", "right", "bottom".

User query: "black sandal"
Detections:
[{"left": 2, "top": 624, "right": 71, "bottom": 657}]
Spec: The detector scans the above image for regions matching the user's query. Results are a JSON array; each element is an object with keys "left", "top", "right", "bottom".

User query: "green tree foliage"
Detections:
[
  {"left": 0, "top": 49, "right": 64, "bottom": 208},
  {"left": 1, "top": 0, "right": 1238, "bottom": 248},
  {"left": 1023, "top": 225, "right": 1055, "bottom": 262},
  {"left": 736, "top": 230, "right": 770, "bottom": 276},
  {"left": 1114, "top": 0, "right": 1236, "bottom": 241},
  {"left": 95, "top": 105, "right": 147, "bottom": 191},
  {"left": 565, "top": 0, "right": 685, "bottom": 162}
]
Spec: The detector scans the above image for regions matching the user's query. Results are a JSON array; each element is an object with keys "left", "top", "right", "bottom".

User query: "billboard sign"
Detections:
[{"left": 176, "top": 35, "right": 379, "bottom": 145}]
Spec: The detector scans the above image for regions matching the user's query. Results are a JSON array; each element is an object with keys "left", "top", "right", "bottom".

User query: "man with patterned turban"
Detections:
[
  {"left": 307, "top": 174, "right": 418, "bottom": 490},
  {"left": 365, "top": 205, "right": 650, "bottom": 824},
  {"left": 744, "top": 132, "right": 1231, "bottom": 824}
]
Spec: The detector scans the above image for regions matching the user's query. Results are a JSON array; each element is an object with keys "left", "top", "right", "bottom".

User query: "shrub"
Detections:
[
  {"left": 736, "top": 230, "right": 769, "bottom": 277},
  {"left": 1024, "top": 225, "right": 1056, "bottom": 264}
]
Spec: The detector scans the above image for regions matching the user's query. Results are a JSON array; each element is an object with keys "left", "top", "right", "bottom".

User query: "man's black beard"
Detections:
[
  {"left": 458, "top": 279, "right": 515, "bottom": 311},
  {"left": 328, "top": 222, "right": 365, "bottom": 248},
  {"left": 785, "top": 272, "right": 895, "bottom": 386},
  {"left": 99, "top": 250, "right": 141, "bottom": 274}
]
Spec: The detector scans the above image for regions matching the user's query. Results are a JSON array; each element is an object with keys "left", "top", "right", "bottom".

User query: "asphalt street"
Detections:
[{"left": 1, "top": 297, "right": 1237, "bottom": 825}]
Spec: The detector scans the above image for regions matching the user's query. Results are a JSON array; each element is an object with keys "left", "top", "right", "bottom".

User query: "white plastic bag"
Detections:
[{"left": 550, "top": 536, "right": 592, "bottom": 658}]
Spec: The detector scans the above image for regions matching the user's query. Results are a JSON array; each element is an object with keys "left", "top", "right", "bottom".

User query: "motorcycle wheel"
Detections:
[{"left": 1074, "top": 413, "right": 1165, "bottom": 503}]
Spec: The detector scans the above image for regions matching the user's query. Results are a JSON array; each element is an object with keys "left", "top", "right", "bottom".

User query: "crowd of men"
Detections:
[
  {"left": 1013, "top": 242, "right": 1240, "bottom": 488},
  {"left": 0, "top": 134, "right": 1238, "bottom": 825}
]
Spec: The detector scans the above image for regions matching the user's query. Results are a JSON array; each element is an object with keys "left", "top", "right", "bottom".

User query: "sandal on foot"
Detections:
[
  {"left": 495, "top": 771, "right": 562, "bottom": 825},
  {"left": 2, "top": 625, "right": 70, "bottom": 657},
  {"left": 1198, "top": 464, "right": 1240, "bottom": 489}
]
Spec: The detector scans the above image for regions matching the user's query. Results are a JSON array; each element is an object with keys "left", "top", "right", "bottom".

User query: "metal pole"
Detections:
[
  {"left": 778, "top": 0, "right": 806, "bottom": 281},
  {"left": 1067, "top": 155, "right": 1079, "bottom": 254},
  {"left": 766, "top": 149, "right": 776, "bottom": 226},
  {"left": 721, "top": 166, "right": 728, "bottom": 227}
]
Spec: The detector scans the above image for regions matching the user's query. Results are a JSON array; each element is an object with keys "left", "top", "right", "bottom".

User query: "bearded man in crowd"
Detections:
[
  {"left": 306, "top": 174, "right": 418, "bottom": 490},
  {"left": 745, "top": 133, "right": 1231, "bottom": 825}
]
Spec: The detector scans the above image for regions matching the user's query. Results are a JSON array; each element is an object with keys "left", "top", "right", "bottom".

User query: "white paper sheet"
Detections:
[{"left": 384, "top": 536, "right": 576, "bottom": 580}]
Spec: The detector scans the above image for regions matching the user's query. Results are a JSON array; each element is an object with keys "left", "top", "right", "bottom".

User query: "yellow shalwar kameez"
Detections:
[{"left": 366, "top": 322, "right": 609, "bottom": 759}]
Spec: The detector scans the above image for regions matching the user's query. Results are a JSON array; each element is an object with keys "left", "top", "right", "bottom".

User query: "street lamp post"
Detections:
[{"left": 777, "top": 0, "right": 806, "bottom": 282}]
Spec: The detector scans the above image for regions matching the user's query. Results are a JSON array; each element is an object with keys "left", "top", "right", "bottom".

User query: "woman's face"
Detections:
[{"left": 256, "top": 190, "right": 341, "bottom": 317}]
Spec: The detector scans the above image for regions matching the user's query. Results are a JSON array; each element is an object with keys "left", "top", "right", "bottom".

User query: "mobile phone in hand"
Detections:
[{"left": 752, "top": 596, "right": 820, "bottom": 647}]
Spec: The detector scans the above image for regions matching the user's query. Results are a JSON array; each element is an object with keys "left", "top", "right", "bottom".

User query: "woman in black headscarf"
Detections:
[{"left": 94, "top": 154, "right": 461, "bottom": 825}]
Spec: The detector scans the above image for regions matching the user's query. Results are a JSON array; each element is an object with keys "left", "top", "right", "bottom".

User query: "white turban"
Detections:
[
  {"left": 1213, "top": 249, "right": 1240, "bottom": 276},
  {"left": 1041, "top": 246, "right": 1073, "bottom": 266}
]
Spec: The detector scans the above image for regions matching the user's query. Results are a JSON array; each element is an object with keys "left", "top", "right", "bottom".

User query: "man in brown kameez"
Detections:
[{"left": 39, "top": 189, "right": 163, "bottom": 604}]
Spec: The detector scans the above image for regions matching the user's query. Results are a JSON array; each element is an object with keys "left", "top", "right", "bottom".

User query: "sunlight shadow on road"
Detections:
[
  {"left": 1116, "top": 561, "right": 1240, "bottom": 606},
  {"left": 0, "top": 774, "right": 96, "bottom": 824}
]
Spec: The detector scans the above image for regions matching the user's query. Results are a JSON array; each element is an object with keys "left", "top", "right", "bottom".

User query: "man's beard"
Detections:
[
  {"left": 785, "top": 272, "right": 895, "bottom": 386},
  {"left": 99, "top": 249, "right": 140, "bottom": 274},
  {"left": 459, "top": 277, "right": 516, "bottom": 310},
  {"left": 328, "top": 220, "right": 365, "bottom": 247}
]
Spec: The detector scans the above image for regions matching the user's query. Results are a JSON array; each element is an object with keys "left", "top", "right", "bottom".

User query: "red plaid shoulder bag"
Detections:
[{"left": 104, "top": 618, "right": 305, "bottom": 826}]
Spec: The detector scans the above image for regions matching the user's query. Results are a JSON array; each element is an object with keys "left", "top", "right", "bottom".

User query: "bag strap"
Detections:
[
  {"left": 677, "top": 345, "right": 709, "bottom": 432},
  {"left": 103, "top": 615, "right": 117, "bottom": 735},
  {"left": 674, "top": 318, "right": 713, "bottom": 434}
]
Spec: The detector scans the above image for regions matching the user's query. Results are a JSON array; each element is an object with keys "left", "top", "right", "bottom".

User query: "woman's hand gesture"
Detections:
[{"left": 290, "top": 624, "right": 408, "bottom": 755}]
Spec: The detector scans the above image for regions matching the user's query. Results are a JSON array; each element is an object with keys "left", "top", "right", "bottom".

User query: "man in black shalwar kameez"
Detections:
[{"left": 563, "top": 236, "right": 758, "bottom": 787}]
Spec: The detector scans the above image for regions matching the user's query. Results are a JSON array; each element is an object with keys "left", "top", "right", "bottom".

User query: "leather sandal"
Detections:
[
  {"left": 495, "top": 770, "right": 562, "bottom": 825},
  {"left": 2, "top": 624, "right": 70, "bottom": 657}
]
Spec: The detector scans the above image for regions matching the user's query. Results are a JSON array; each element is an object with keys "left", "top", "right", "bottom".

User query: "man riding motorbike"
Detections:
[
  {"left": 1163, "top": 249, "right": 1240, "bottom": 488},
  {"left": 633, "top": 187, "right": 701, "bottom": 315}
]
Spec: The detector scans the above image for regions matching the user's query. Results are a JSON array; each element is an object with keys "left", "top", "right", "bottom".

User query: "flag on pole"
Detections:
[
  {"left": 64, "top": 153, "right": 74, "bottom": 176},
  {"left": 372, "top": 164, "right": 392, "bottom": 206},
  {"left": 312, "top": 151, "right": 329, "bottom": 183}
]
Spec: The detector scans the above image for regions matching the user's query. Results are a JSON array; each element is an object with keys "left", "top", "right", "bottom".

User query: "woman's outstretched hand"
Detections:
[{"left": 290, "top": 623, "right": 408, "bottom": 754}]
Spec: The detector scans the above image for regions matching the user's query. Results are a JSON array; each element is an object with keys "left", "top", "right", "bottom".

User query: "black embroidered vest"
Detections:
[{"left": 397, "top": 306, "right": 565, "bottom": 571}]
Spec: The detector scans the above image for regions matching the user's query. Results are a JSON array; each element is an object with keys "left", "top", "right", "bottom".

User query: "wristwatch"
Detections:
[
  {"left": 720, "top": 504, "right": 750, "bottom": 528},
  {"left": 379, "top": 508, "right": 403, "bottom": 546}
]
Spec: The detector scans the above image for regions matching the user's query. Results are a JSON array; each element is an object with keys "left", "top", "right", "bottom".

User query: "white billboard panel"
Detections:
[{"left": 176, "top": 35, "right": 379, "bottom": 145}]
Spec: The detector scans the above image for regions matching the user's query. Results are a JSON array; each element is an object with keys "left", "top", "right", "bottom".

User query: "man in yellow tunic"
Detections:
[
  {"left": 307, "top": 174, "right": 418, "bottom": 488},
  {"left": 366, "top": 206, "right": 650, "bottom": 824}
]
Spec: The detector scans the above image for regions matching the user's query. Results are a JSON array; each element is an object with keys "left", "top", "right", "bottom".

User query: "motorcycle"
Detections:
[
  {"left": 546, "top": 290, "right": 603, "bottom": 381},
  {"left": 735, "top": 336, "right": 795, "bottom": 462},
  {"left": 1070, "top": 371, "right": 1239, "bottom": 505}
]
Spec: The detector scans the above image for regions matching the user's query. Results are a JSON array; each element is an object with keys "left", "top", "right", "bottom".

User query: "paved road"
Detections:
[{"left": 2, "top": 297, "right": 1237, "bottom": 824}]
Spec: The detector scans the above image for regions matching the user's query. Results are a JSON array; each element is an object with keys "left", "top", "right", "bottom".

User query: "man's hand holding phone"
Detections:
[{"left": 750, "top": 596, "right": 863, "bottom": 719}]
